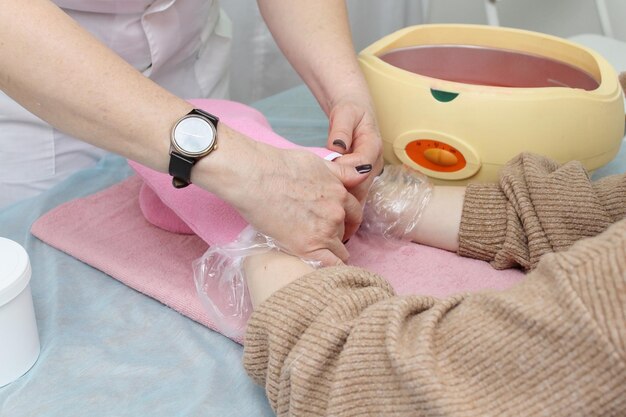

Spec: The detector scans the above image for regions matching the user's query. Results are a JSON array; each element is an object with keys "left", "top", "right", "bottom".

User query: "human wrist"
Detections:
[
  {"left": 361, "top": 164, "right": 433, "bottom": 241},
  {"left": 140, "top": 100, "right": 194, "bottom": 173},
  {"left": 320, "top": 71, "right": 372, "bottom": 115},
  {"left": 189, "top": 123, "right": 259, "bottom": 202},
  {"left": 245, "top": 251, "right": 314, "bottom": 308},
  {"left": 410, "top": 186, "right": 465, "bottom": 252}
]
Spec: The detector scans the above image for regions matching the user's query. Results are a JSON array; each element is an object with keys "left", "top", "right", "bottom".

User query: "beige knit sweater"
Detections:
[{"left": 244, "top": 154, "right": 626, "bottom": 416}]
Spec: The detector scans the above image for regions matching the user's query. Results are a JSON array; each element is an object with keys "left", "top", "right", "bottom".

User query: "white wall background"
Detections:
[{"left": 221, "top": 0, "right": 626, "bottom": 103}]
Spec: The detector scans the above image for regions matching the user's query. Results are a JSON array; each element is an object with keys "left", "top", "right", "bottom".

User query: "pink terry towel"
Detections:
[
  {"left": 31, "top": 176, "right": 524, "bottom": 344},
  {"left": 130, "top": 99, "right": 340, "bottom": 245}
]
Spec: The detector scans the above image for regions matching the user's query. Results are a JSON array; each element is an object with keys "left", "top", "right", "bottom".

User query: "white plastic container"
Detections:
[{"left": 0, "top": 237, "right": 40, "bottom": 387}]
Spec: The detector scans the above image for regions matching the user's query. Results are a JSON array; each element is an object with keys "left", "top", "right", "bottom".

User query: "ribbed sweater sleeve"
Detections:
[
  {"left": 244, "top": 219, "right": 626, "bottom": 417},
  {"left": 458, "top": 153, "right": 626, "bottom": 270}
]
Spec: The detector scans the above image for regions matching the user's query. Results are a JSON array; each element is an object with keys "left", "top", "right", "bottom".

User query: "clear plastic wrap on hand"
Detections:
[
  {"left": 193, "top": 226, "right": 320, "bottom": 340},
  {"left": 360, "top": 164, "right": 433, "bottom": 241}
]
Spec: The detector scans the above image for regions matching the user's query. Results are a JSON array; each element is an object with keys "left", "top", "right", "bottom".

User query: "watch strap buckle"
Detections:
[{"left": 169, "top": 151, "right": 195, "bottom": 188}]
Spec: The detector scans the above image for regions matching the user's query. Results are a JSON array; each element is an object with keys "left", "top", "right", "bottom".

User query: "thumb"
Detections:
[
  {"left": 327, "top": 105, "right": 357, "bottom": 154},
  {"left": 310, "top": 249, "right": 345, "bottom": 268},
  {"left": 325, "top": 159, "right": 372, "bottom": 188}
]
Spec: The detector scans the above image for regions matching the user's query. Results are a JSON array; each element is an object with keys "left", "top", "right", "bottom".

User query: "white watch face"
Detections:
[{"left": 172, "top": 116, "right": 216, "bottom": 156}]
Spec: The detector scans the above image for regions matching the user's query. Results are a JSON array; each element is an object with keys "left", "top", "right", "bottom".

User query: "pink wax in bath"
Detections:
[{"left": 379, "top": 45, "right": 600, "bottom": 90}]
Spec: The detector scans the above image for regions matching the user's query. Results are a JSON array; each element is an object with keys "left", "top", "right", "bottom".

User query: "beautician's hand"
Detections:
[
  {"left": 327, "top": 95, "right": 384, "bottom": 237},
  {"left": 208, "top": 136, "right": 364, "bottom": 267},
  {"left": 241, "top": 147, "right": 363, "bottom": 266},
  {"left": 257, "top": 0, "right": 384, "bottom": 237}
]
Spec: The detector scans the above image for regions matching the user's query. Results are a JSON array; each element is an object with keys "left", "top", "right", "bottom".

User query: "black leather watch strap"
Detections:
[
  {"left": 193, "top": 108, "right": 219, "bottom": 126},
  {"left": 169, "top": 108, "right": 219, "bottom": 189},
  {"left": 169, "top": 151, "right": 195, "bottom": 189}
]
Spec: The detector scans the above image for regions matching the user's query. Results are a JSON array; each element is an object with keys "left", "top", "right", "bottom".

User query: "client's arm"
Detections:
[
  {"left": 243, "top": 220, "right": 626, "bottom": 417},
  {"left": 407, "top": 186, "right": 465, "bottom": 252},
  {"left": 239, "top": 153, "right": 626, "bottom": 415},
  {"left": 245, "top": 251, "right": 314, "bottom": 309},
  {"left": 366, "top": 153, "right": 626, "bottom": 270}
]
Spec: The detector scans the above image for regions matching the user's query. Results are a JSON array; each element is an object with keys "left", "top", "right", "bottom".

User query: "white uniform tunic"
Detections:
[{"left": 0, "top": 0, "right": 232, "bottom": 208}]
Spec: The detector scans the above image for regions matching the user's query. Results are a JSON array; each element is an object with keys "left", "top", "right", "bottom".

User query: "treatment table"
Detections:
[{"left": 1, "top": 34, "right": 625, "bottom": 417}]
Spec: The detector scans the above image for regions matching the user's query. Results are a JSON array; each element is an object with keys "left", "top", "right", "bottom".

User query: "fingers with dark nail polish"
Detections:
[
  {"left": 332, "top": 139, "right": 347, "bottom": 150},
  {"left": 356, "top": 164, "right": 372, "bottom": 174}
]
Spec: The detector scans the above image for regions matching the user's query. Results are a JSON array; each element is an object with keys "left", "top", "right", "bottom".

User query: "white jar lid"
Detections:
[{"left": 0, "top": 237, "right": 32, "bottom": 308}]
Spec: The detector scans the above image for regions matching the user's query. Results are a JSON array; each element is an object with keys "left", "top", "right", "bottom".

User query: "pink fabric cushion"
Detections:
[
  {"left": 138, "top": 181, "right": 194, "bottom": 235},
  {"left": 129, "top": 99, "right": 337, "bottom": 245}
]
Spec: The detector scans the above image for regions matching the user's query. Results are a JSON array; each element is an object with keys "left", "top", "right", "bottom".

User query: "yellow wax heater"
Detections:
[{"left": 358, "top": 24, "right": 625, "bottom": 183}]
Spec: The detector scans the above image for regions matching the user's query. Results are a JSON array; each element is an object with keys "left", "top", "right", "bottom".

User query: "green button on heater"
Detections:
[{"left": 430, "top": 89, "right": 459, "bottom": 102}]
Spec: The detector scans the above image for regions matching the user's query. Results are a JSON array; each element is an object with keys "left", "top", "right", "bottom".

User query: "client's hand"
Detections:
[
  {"left": 194, "top": 226, "right": 315, "bottom": 339},
  {"left": 361, "top": 164, "right": 433, "bottom": 241},
  {"left": 360, "top": 164, "right": 466, "bottom": 252}
]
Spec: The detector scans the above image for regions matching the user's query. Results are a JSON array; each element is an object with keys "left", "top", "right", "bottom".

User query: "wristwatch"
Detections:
[{"left": 169, "top": 108, "right": 219, "bottom": 188}]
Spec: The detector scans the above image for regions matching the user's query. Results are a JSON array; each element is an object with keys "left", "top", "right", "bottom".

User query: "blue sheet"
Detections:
[
  {"left": 0, "top": 86, "right": 330, "bottom": 417},
  {"left": 0, "top": 161, "right": 277, "bottom": 417}
]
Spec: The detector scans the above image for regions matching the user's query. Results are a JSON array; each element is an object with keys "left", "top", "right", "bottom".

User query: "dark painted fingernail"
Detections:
[
  {"left": 332, "top": 139, "right": 347, "bottom": 150},
  {"left": 355, "top": 164, "right": 372, "bottom": 174}
]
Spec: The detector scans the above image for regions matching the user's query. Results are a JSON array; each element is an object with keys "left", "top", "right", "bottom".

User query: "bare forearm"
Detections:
[
  {"left": 257, "top": 0, "right": 370, "bottom": 113},
  {"left": 245, "top": 251, "right": 314, "bottom": 308},
  {"left": 0, "top": 0, "right": 193, "bottom": 172},
  {"left": 409, "top": 186, "right": 465, "bottom": 252},
  {"left": 0, "top": 0, "right": 265, "bottom": 200}
]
